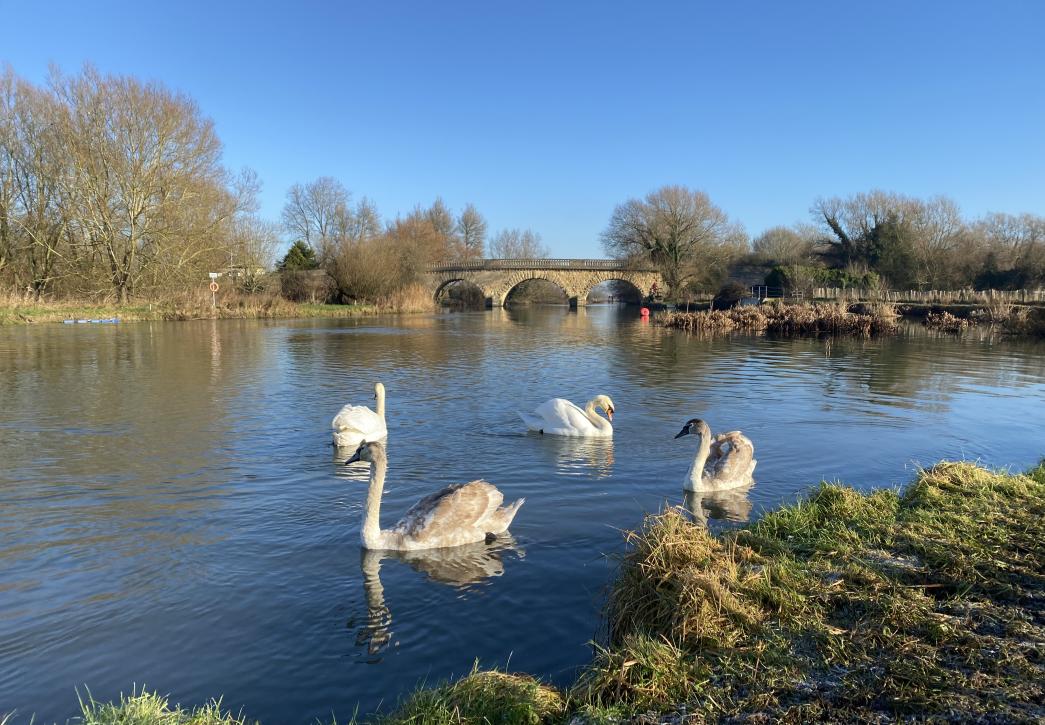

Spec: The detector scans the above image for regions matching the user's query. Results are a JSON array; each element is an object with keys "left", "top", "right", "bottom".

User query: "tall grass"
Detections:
[{"left": 77, "top": 689, "right": 258, "bottom": 725}]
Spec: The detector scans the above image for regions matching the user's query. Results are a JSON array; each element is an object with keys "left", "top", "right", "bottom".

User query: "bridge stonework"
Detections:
[{"left": 424, "top": 259, "right": 662, "bottom": 308}]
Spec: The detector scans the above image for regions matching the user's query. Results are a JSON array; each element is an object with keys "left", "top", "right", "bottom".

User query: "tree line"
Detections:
[
  {"left": 0, "top": 64, "right": 548, "bottom": 305},
  {"left": 3, "top": 65, "right": 1041, "bottom": 306},
  {"left": 603, "top": 186, "right": 1045, "bottom": 300},
  {"left": 274, "top": 176, "right": 547, "bottom": 303}
]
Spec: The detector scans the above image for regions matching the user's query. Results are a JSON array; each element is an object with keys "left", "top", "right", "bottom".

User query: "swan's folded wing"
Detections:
[
  {"left": 332, "top": 404, "right": 384, "bottom": 434},
  {"left": 708, "top": 432, "right": 755, "bottom": 481},
  {"left": 534, "top": 398, "right": 591, "bottom": 430},
  {"left": 394, "top": 481, "right": 503, "bottom": 544}
]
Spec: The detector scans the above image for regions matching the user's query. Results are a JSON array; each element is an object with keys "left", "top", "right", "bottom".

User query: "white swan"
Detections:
[
  {"left": 346, "top": 440, "right": 525, "bottom": 551},
  {"left": 518, "top": 395, "right": 615, "bottom": 437},
  {"left": 674, "top": 418, "right": 757, "bottom": 491},
  {"left": 332, "top": 382, "right": 387, "bottom": 448}
]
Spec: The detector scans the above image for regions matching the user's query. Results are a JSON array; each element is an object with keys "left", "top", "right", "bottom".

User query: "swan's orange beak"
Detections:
[{"left": 607, "top": 407, "right": 614, "bottom": 421}]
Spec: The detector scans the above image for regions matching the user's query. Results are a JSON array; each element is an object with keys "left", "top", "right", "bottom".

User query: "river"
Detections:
[{"left": 1, "top": 306, "right": 1043, "bottom": 722}]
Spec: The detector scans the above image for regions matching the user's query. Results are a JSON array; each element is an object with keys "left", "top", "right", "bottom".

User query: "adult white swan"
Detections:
[
  {"left": 332, "top": 382, "right": 387, "bottom": 448},
  {"left": 346, "top": 440, "right": 525, "bottom": 551},
  {"left": 518, "top": 395, "right": 615, "bottom": 437},
  {"left": 674, "top": 418, "right": 756, "bottom": 491}
]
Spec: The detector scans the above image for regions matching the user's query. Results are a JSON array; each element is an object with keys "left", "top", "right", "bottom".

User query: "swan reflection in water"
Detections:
[
  {"left": 332, "top": 440, "right": 388, "bottom": 479},
  {"left": 353, "top": 535, "right": 524, "bottom": 658},
  {"left": 682, "top": 484, "right": 754, "bottom": 526},
  {"left": 536, "top": 435, "right": 615, "bottom": 478}
]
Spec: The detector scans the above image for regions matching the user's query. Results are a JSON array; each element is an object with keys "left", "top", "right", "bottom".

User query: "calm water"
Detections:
[{"left": 1, "top": 307, "right": 1043, "bottom": 722}]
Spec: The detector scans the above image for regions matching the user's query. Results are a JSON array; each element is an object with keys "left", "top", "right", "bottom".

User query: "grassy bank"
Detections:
[
  {"left": 40, "top": 460, "right": 1043, "bottom": 724},
  {"left": 0, "top": 289, "right": 434, "bottom": 326}
]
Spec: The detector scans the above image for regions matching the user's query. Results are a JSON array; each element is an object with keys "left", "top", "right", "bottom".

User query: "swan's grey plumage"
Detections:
[
  {"left": 347, "top": 440, "right": 524, "bottom": 551},
  {"left": 674, "top": 418, "right": 756, "bottom": 491},
  {"left": 332, "top": 382, "right": 387, "bottom": 448},
  {"left": 519, "top": 395, "right": 615, "bottom": 437}
]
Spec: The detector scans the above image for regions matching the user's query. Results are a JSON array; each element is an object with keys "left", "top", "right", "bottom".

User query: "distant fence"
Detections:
[
  {"left": 810, "top": 287, "right": 1045, "bottom": 304},
  {"left": 426, "top": 258, "right": 656, "bottom": 272}
]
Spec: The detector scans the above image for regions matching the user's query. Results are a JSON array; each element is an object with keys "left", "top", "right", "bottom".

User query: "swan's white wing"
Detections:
[
  {"left": 393, "top": 481, "right": 503, "bottom": 545},
  {"left": 524, "top": 398, "right": 596, "bottom": 435},
  {"left": 332, "top": 404, "right": 387, "bottom": 446}
]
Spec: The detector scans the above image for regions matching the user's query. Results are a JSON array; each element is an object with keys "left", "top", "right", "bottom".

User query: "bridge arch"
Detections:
[
  {"left": 434, "top": 278, "right": 489, "bottom": 308},
  {"left": 584, "top": 278, "right": 644, "bottom": 304},
  {"left": 495, "top": 271, "right": 579, "bottom": 306}
]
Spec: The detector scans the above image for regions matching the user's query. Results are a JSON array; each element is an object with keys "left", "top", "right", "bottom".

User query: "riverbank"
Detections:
[
  {"left": 660, "top": 301, "right": 1045, "bottom": 337},
  {"left": 53, "top": 460, "right": 1044, "bottom": 724},
  {"left": 0, "top": 291, "right": 433, "bottom": 325}
]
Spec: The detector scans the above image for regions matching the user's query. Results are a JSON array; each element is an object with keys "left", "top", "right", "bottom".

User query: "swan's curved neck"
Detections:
[
  {"left": 584, "top": 399, "right": 611, "bottom": 431},
  {"left": 362, "top": 453, "right": 387, "bottom": 548},
  {"left": 684, "top": 433, "right": 712, "bottom": 492},
  {"left": 375, "top": 387, "right": 386, "bottom": 420}
]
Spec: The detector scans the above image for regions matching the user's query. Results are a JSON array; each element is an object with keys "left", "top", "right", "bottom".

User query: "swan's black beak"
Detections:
[
  {"left": 345, "top": 448, "right": 363, "bottom": 464},
  {"left": 674, "top": 426, "right": 691, "bottom": 439}
]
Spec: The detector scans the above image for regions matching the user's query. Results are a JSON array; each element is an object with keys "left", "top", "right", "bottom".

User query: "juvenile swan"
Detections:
[
  {"left": 674, "top": 419, "right": 756, "bottom": 491},
  {"left": 519, "top": 395, "right": 615, "bottom": 437},
  {"left": 346, "top": 440, "right": 524, "bottom": 551},
  {"left": 332, "top": 382, "right": 387, "bottom": 448}
]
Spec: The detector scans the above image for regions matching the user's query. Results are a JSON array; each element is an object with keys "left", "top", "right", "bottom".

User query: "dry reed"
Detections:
[
  {"left": 659, "top": 302, "right": 899, "bottom": 337},
  {"left": 923, "top": 310, "right": 970, "bottom": 333}
]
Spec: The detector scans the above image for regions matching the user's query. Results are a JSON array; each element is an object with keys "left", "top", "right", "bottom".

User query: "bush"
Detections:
[
  {"left": 279, "top": 269, "right": 332, "bottom": 303},
  {"left": 712, "top": 282, "right": 749, "bottom": 309}
]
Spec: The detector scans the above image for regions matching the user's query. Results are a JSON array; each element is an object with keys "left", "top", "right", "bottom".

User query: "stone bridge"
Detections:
[{"left": 424, "top": 258, "right": 662, "bottom": 308}]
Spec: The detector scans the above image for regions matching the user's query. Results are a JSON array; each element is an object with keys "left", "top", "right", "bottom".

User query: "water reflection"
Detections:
[
  {"left": 682, "top": 486, "right": 754, "bottom": 526},
  {"left": 532, "top": 434, "right": 615, "bottom": 478},
  {"left": 355, "top": 537, "right": 524, "bottom": 659}
]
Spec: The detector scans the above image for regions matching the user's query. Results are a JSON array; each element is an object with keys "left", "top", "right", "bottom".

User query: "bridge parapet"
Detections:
[{"left": 426, "top": 258, "right": 657, "bottom": 272}]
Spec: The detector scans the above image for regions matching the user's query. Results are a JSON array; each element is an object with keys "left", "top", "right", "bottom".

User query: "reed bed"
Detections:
[
  {"left": 659, "top": 301, "right": 899, "bottom": 337},
  {"left": 923, "top": 310, "right": 970, "bottom": 333}
]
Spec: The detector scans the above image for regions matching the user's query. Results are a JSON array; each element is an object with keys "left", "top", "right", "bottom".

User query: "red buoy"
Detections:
[{"left": 640, "top": 307, "right": 650, "bottom": 317}]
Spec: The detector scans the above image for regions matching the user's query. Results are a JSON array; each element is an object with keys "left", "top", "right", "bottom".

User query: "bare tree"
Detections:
[
  {"left": 51, "top": 65, "right": 245, "bottom": 302},
  {"left": 970, "top": 212, "right": 1045, "bottom": 287},
  {"left": 488, "top": 228, "right": 548, "bottom": 258},
  {"left": 601, "top": 185, "right": 747, "bottom": 297},
  {"left": 455, "top": 203, "right": 487, "bottom": 259},
  {"left": 909, "top": 196, "right": 965, "bottom": 288},
  {"left": 345, "top": 197, "right": 382, "bottom": 243},
  {"left": 281, "top": 176, "right": 351, "bottom": 263},
  {"left": 752, "top": 225, "right": 815, "bottom": 266},
  {"left": 425, "top": 197, "right": 456, "bottom": 243}
]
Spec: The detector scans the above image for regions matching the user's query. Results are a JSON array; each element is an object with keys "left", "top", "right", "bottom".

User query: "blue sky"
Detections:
[{"left": 2, "top": 0, "right": 1043, "bottom": 257}]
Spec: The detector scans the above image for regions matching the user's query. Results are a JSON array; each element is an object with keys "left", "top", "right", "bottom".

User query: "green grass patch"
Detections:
[
  {"left": 77, "top": 689, "right": 258, "bottom": 725},
  {"left": 378, "top": 665, "right": 565, "bottom": 725}
]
